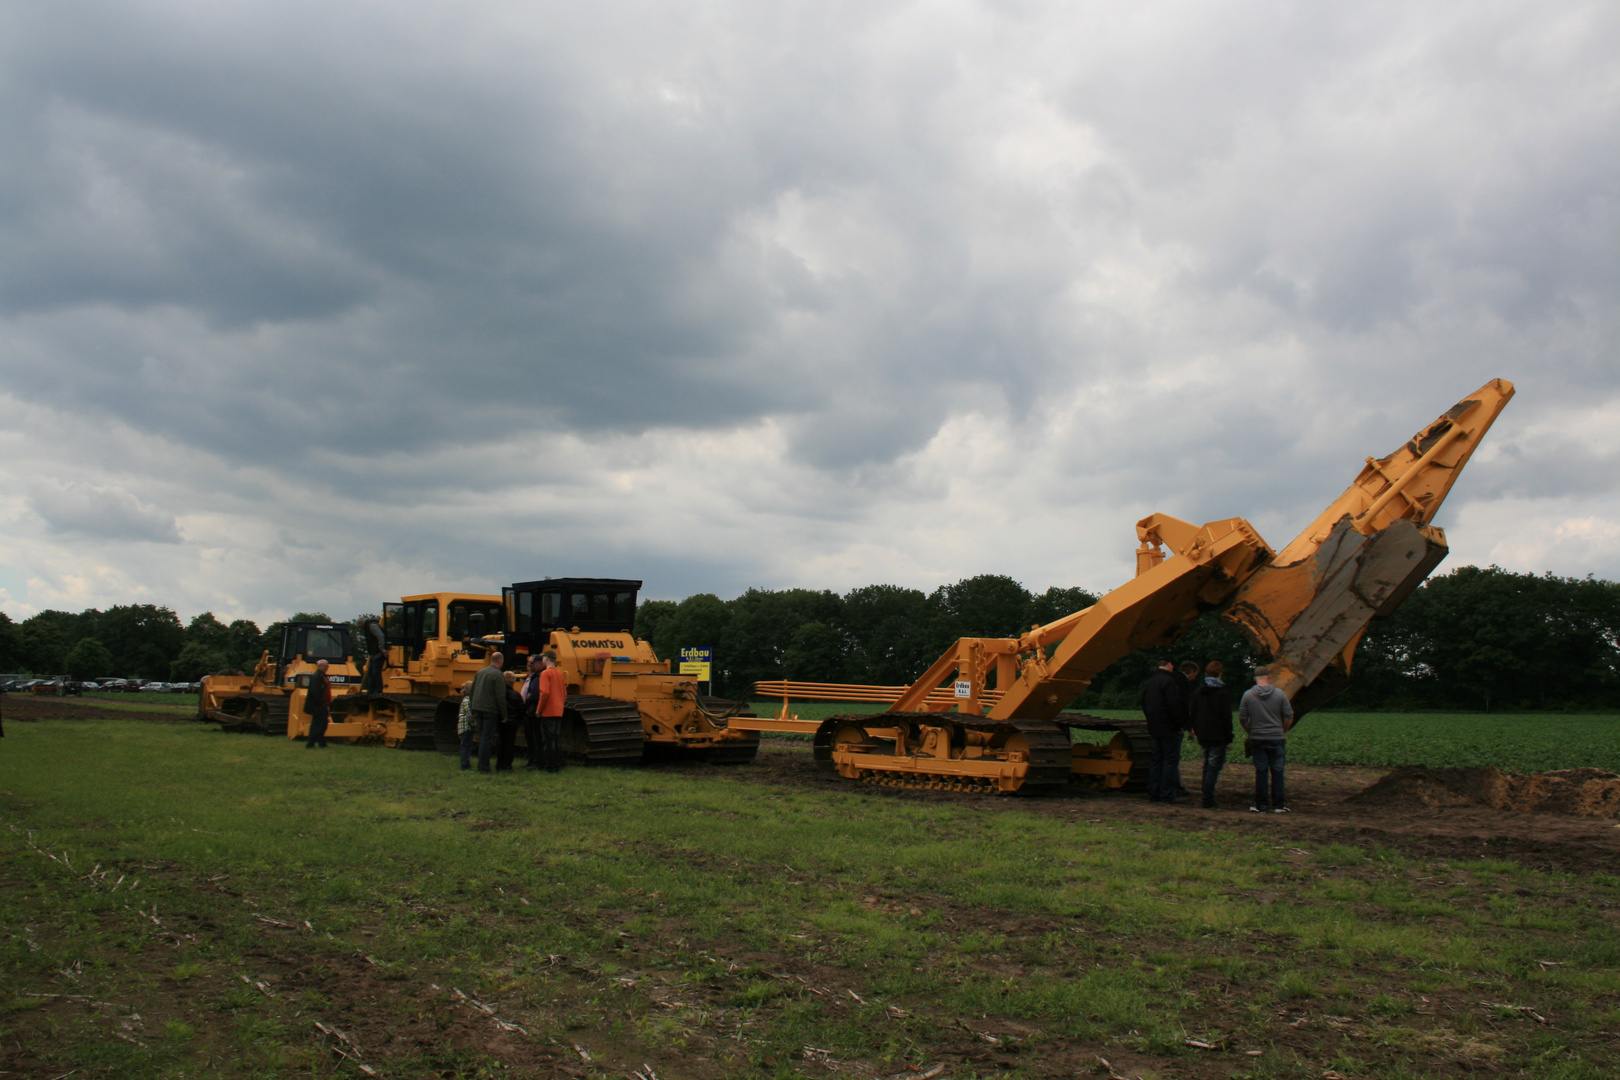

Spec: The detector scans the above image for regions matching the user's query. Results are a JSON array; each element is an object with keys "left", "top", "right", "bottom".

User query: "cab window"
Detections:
[
  {"left": 420, "top": 601, "right": 439, "bottom": 639},
  {"left": 517, "top": 592, "right": 533, "bottom": 633},
  {"left": 304, "top": 627, "right": 347, "bottom": 661}
]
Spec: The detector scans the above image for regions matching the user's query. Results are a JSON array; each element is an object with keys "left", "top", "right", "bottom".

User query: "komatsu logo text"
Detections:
[{"left": 573, "top": 639, "right": 626, "bottom": 649}]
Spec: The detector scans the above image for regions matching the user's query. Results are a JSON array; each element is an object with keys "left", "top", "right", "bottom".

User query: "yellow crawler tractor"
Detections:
[
  {"left": 758, "top": 379, "right": 1515, "bottom": 794},
  {"left": 496, "top": 578, "right": 762, "bottom": 764},
  {"left": 198, "top": 622, "right": 364, "bottom": 735},
  {"left": 311, "top": 593, "right": 507, "bottom": 747}
]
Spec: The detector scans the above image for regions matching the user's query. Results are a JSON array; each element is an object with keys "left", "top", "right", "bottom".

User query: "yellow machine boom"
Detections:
[{"left": 790, "top": 379, "right": 1514, "bottom": 794}]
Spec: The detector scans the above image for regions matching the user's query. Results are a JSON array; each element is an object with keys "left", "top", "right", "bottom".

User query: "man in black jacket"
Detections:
[
  {"left": 303, "top": 659, "right": 332, "bottom": 748},
  {"left": 1190, "top": 661, "right": 1234, "bottom": 808},
  {"left": 1140, "top": 656, "right": 1187, "bottom": 802}
]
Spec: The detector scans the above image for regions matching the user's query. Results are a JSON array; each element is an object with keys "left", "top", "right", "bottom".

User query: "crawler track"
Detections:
[
  {"left": 561, "top": 695, "right": 646, "bottom": 763},
  {"left": 209, "top": 694, "right": 291, "bottom": 737},
  {"left": 812, "top": 713, "right": 1073, "bottom": 794},
  {"left": 1055, "top": 713, "right": 1152, "bottom": 791}
]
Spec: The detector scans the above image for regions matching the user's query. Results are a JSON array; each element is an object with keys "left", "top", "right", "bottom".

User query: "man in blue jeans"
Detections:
[
  {"left": 1238, "top": 665, "right": 1294, "bottom": 812},
  {"left": 467, "top": 651, "right": 509, "bottom": 774}
]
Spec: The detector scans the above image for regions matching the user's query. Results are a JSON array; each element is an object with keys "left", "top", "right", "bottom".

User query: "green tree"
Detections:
[
  {"left": 782, "top": 621, "right": 845, "bottom": 682},
  {"left": 226, "top": 619, "right": 263, "bottom": 671},
  {"left": 0, "top": 611, "right": 19, "bottom": 671},
  {"left": 840, "top": 584, "right": 934, "bottom": 684},
  {"left": 719, "top": 588, "right": 842, "bottom": 694},
  {"left": 634, "top": 600, "right": 678, "bottom": 648},
  {"left": 171, "top": 640, "right": 231, "bottom": 680},
  {"left": 65, "top": 638, "right": 116, "bottom": 680},
  {"left": 927, "top": 574, "right": 1033, "bottom": 644},
  {"left": 19, "top": 612, "right": 80, "bottom": 675},
  {"left": 89, "top": 605, "right": 185, "bottom": 680},
  {"left": 1399, "top": 566, "right": 1620, "bottom": 711}
]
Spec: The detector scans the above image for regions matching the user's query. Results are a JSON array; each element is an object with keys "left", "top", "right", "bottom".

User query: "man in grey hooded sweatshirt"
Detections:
[{"left": 1238, "top": 665, "right": 1294, "bottom": 813}]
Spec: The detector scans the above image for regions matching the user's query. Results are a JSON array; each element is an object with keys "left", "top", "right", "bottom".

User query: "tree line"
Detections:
[
  {"left": 2, "top": 565, "right": 1615, "bottom": 709},
  {"left": 0, "top": 606, "right": 351, "bottom": 683}
]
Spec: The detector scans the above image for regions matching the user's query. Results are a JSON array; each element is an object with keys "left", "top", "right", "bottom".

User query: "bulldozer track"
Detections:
[
  {"left": 331, "top": 692, "right": 442, "bottom": 749},
  {"left": 812, "top": 713, "right": 1073, "bottom": 794},
  {"left": 562, "top": 695, "right": 646, "bottom": 764},
  {"left": 1055, "top": 713, "right": 1152, "bottom": 791},
  {"left": 211, "top": 694, "right": 291, "bottom": 737}
]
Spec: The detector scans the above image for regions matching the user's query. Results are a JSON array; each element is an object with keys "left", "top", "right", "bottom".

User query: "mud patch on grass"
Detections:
[{"left": 1351, "top": 765, "right": 1620, "bottom": 818}]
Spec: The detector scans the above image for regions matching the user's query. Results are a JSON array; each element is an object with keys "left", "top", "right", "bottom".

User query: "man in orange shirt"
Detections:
[{"left": 536, "top": 651, "right": 567, "bottom": 773}]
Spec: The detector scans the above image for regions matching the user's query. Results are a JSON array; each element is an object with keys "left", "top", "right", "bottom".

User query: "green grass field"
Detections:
[
  {"left": 756, "top": 703, "right": 1620, "bottom": 773},
  {"left": 2, "top": 714, "right": 1617, "bottom": 1078}
]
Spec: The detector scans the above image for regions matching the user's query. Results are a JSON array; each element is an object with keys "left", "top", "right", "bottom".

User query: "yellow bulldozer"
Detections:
[
  {"left": 495, "top": 578, "right": 762, "bottom": 763},
  {"left": 751, "top": 378, "right": 1516, "bottom": 794},
  {"left": 308, "top": 592, "right": 508, "bottom": 748},
  {"left": 198, "top": 621, "right": 365, "bottom": 735}
]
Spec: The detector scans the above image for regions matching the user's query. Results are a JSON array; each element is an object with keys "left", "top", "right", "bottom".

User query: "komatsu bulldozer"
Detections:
[
  {"left": 494, "top": 578, "right": 761, "bottom": 764},
  {"left": 198, "top": 622, "right": 364, "bottom": 735},
  {"left": 752, "top": 378, "right": 1515, "bottom": 794},
  {"left": 311, "top": 592, "right": 508, "bottom": 747}
]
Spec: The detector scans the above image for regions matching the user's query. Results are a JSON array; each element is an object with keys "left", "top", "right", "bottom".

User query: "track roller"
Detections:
[{"left": 561, "top": 695, "right": 646, "bottom": 763}]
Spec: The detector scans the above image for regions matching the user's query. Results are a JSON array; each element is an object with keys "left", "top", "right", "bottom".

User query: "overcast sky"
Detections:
[{"left": 1, "top": 0, "right": 1615, "bottom": 627}]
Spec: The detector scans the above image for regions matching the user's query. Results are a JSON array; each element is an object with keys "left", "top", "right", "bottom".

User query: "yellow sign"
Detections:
[{"left": 680, "top": 661, "right": 712, "bottom": 680}]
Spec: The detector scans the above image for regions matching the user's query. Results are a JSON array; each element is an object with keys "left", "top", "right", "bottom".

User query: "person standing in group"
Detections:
[
  {"left": 520, "top": 656, "right": 546, "bottom": 771},
  {"left": 467, "top": 651, "right": 509, "bottom": 774},
  {"left": 456, "top": 680, "right": 475, "bottom": 770},
  {"left": 536, "top": 651, "right": 567, "bottom": 773},
  {"left": 303, "top": 659, "right": 332, "bottom": 749},
  {"left": 1175, "top": 660, "right": 1199, "bottom": 796},
  {"left": 495, "top": 672, "right": 521, "bottom": 771},
  {"left": 1239, "top": 664, "right": 1294, "bottom": 813},
  {"left": 1140, "top": 655, "right": 1187, "bottom": 802},
  {"left": 1190, "top": 661, "right": 1234, "bottom": 808}
]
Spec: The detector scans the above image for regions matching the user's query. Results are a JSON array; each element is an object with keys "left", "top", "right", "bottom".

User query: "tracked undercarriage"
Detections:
[{"left": 811, "top": 713, "right": 1140, "bottom": 794}]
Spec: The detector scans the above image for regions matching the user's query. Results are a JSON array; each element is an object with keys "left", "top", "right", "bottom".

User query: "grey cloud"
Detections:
[
  {"left": 30, "top": 481, "right": 182, "bottom": 543},
  {"left": 0, "top": 0, "right": 1616, "bottom": 621}
]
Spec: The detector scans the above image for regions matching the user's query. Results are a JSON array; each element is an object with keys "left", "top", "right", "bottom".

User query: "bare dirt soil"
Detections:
[
  {"left": 3, "top": 693, "right": 197, "bottom": 726},
  {"left": 728, "top": 740, "right": 1620, "bottom": 877}
]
